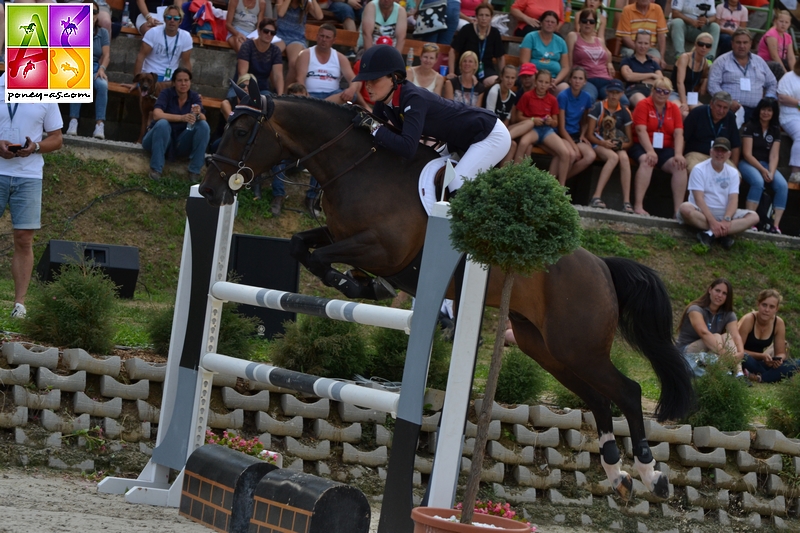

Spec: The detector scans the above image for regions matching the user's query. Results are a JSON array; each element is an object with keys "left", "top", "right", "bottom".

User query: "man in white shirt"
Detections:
[
  {"left": 677, "top": 137, "right": 759, "bottom": 250},
  {"left": 134, "top": 5, "right": 193, "bottom": 80},
  {"left": 668, "top": 0, "right": 721, "bottom": 60},
  {"left": 295, "top": 23, "right": 359, "bottom": 102},
  {"left": 0, "top": 74, "right": 63, "bottom": 318}
]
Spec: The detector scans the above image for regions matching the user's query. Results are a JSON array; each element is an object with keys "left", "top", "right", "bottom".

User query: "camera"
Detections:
[{"left": 697, "top": 3, "right": 711, "bottom": 18}]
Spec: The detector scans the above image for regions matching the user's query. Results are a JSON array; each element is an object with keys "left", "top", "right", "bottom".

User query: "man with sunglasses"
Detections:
[
  {"left": 668, "top": 0, "right": 720, "bottom": 61},
  {"left": 682, "top": 91, "right": 741, "bottom": 173},
  {"left": 134, "top": 5, "right": 193, "bottom": 81}
]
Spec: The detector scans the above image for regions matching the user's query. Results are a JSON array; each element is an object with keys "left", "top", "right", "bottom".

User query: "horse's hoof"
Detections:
[
  {"left": 323, "top": 271, "right": 362, "bottom": 298},
  {"left": 371, "top": 277, "right": 396, "bottom": 300},
  {"left": 651, "top": 472, "right": 670, "bottom": 500},
  {"left": 614, "top": 473, "right": 634, "bottom": 501}
]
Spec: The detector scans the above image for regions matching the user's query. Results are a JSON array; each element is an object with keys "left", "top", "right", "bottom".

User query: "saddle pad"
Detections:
[{"left": 418, "top": 155, "right": 453, "bottom": 216}]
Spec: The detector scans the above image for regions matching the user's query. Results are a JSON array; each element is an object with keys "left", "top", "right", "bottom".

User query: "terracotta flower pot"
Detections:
[{"left": 411, "top": 507, "right": 531, "bottom": 532}]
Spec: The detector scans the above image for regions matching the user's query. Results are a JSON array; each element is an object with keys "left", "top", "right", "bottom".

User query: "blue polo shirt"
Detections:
[
  {"left": 557, "top": 89, "right": 595, "bottom": 135},
  {"left": 620, "top": 54, "right": 662, "bottom": 88},
  {"left": 152, "top": 87, "right": 205, "bottom": 139}
]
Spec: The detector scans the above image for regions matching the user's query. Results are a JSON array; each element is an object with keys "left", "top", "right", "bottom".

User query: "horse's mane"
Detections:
[{"left": 276, "top": 94, "right": 359, "bottom": 122}]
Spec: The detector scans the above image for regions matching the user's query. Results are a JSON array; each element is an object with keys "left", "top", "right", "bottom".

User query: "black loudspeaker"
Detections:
[
  {"left": 228, "top": 234, "right": 300, "bottom": 339},
  {"left": 36, "top": 240, "right": 140, "bottom": 299}
]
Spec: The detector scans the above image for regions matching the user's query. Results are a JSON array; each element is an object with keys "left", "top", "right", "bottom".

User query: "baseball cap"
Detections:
[
  {"left": 519, "top": 63, "right": 537, "bottom": 77},
  {"left": 605, "top": 79, "right": 624, "bottom": 93},
  {"left": 712, "top": 137, "right": 732, "bottom": 151},
  {"left": 376, "top": 35, "right": 393, "bottom": 46}
]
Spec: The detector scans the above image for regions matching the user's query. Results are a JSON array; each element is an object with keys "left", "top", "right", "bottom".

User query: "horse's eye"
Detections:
[{"left": 235, "top": 128, "right": 248, "bottom": 138}]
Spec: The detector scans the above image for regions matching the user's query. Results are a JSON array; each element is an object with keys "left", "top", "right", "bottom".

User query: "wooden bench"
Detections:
[
  {"left": 119, "top": 25, "right": 234, "bottom": 50},
  {"left": 107, "top": 80, "right": 223, "bottom": 108}
]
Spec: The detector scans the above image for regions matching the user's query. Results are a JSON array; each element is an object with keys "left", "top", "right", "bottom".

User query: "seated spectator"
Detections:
[
  {"left": 65, "top": 2, "right": 109, "bottom": 140},
  {"left": 682, "top": 91, "right": 740, "bottom": 173},
  {"left": 226, "top": 0, "right": 266, "bottom": 53},
  {"left": 630, "top": 78, "right": 687, "bottom": 217},
  {"left": 757, "top": 10, "right": 795, "bottom": 80},
  {"left": 585, "top": 80, "right": 634, "bottom": 212},
  {"left": 458, "top": 0, "right": 482, "bottom": 26},
  {"left": 514, "top": 61, "right": 536, "bottom": 100},
  {"left": 583, "top": 0, "right": 607, "bottom": 38},
  {"left": 739, "top": 97, "right": 786, "bottom": 232},
  {"left": 567, "top": 8, "right": 617, "bottom": 101},
  {"left": 519, "top": 11, "right": 569, "bottom": 92},
  {"left": 739, "top": 0, "right": 766, "bottom": 30},
  {"left": 670, "top": 32, "right": 711, "bottom": 118},
  {"left": 620, "top": 29, "right": 663, "bottom": 107},
  {"left": 616, "top": 0, "right": 668, "bottom": 67},
  {"left": 237, "top": 18, "right": 284, "bottom": 96},
  {"left": 359, "top": 0, "right": 407, "bottom": 52},
  {"left": 448, "top": 2, "right": 505, "bottom": 87},
  {"left": 134, "top": 5, "right": 193, "bottom": 80},
  {"left": 740, "top": 289, "right": 797, "bottom": 383},
  {"left": 220, "top": 74, "right": 257, "bottom": 118},
  {"left": 716, "top": 0, "right": 747, "bottom": 57},
  {"left": 296, "top": 23, "right": 358, "bottom": 102},
  {"left": 678, "top": 137, "right": 759, "bottom": 249},
  {"left": 485, "top": 65, "right": 519, "bottom": 164},
  {"left": 509, "top": 0, "right": 563, "bottom": 37},
  {"left": 409, "top": 43, "right": 445, "bottom": 95},
  {"left": 513, "top": 69, "right": 573, "bottom": 184},
  {"left": 142, "top": 68, "right": 210, "bottom": 182},
  {"left": 557, "top": 68, "right": 596, "bottom": 182},
  {"left": 777, "top": 61, "right": 800, "bottom": 183},
  {"left": 443, "top": 51, "right": 486, "bottom": 107},
  {"left": 708, "top": 29, "right": 777, "bottom": 123},
  {"left": 668, "top": 0, "right": 720, "bottom": 62},
  {"left": 323, "top": 0, "right": 365, "bottom": 33},
  {"left": 276, "top": 0, "right": 323, "bottom": 86},
  {"left": 676, "top": 278, "right": 745, "bottom": 378},
  {"left": 136, "top": 0, "right": 180, "bottom": 36}
]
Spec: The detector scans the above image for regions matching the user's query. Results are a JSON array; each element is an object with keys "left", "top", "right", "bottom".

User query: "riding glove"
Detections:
[{"left": 352, "top": 112, "right": 381, "bottom": 135}]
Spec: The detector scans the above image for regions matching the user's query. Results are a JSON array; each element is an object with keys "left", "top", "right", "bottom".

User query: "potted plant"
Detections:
[{"left": 411, "top": 160, "right": 581, "bottom": 531}]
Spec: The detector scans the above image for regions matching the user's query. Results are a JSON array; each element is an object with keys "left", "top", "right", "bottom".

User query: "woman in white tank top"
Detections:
[
  {"left": 226, "top": 0, "right": 267, "bottom": 52},
  {"left": 408, "top": 43, "right": 445, "bottom": 95}
]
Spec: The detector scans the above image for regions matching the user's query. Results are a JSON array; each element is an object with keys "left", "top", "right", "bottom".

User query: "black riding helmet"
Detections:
[{"left": 353, "top": 45, "right": 407, "bottom": 82}]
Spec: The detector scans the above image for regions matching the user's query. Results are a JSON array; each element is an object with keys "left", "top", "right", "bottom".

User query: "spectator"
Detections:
[
  {"left": 739, "top": 0, "right": 767, "bottom": 31},
  {"left": 135, "top": 0, "right": 179, "bottom": 36},
  {"left": 0, "top": 73, "right": 63, "bottom": 319},
  {"left": 557, "top": 67, "right": 597, "bottom": 182},
  {"left": 237, "top": 18, "right": 284, "bottom": 96},
  {"left": 585, "top": 79, "right": 634, "bottom": 212},
  {"left": 583, "top": 0, "right": 607, "bottom": 38},
  {"left": 219, "top": 73, "right": 257, "bottom": 118},
  {"left": 757, "top": 10, "right": 795, "bottom": 80},
  {"left": 777, "top": 60, "right": 800, "bottom": 183},
  {"left": 458, "top": 0, "right": 482, "bottom": 25},
  {"left": 620, "top": 29, "right": 663, "bottom": 107},
  {"left": 519, "top": 11, "right": 569, "bottom": 92},
  {"left": 616, "top": 0, "right": 668, "bottom": 67},
  {"left": 670, "top": 32, "right": 711, "bottom": 118},
  {"left": 281, "top": 82, "right": 322, "bottom": 217},
  {"left": 142, "top": 68, "right": 210, "bottom": 182},
  {"left": 682, "top": 91, "right": 740, "bottom": 173},
  {"left": 677, "top": 137, "right": 758, "bottom": 249},
  {"left": 359, "top": 0, "right": 407, "bottom": 51},
  {"left": 514, "top": 61, "right": 537, "bottom": 100},
  {"left": 668, "top": 0, "right": 720, "bottom": 62},
  {"left": 676, "top": 278, "right": 744, "bottom": 378},
  {"left": 630, "top": 77, "right": 687, "bottom": 217},
  {"left": 448, "top": 2, "right": 505, "bottom": 87},
  {"left": 419, "top": 0, "right": 461, "bottom": 45},
  {"left": 134, "top": 5, "right": 193, "bottom": 80},
  {"left": 485, "top": 65, "right": 519, "bottom": 164},
  {"left": 716, "top": 0, "right": 747, "bottom": 57},
  {"left": 65, "top": 1, "right": 109, "bottom": 140},
  {"left": 740, "top": 289, "right": 797, "bottom": 383},
  {"left": 708, "top": 29, "right": 777, "bottom": 123},
  {"left": 226, "top": 0, "right": 266, "bottom": 53},
  {"left": 739, "top": 97, "right": 786, "bottom": 232},
  {"left": 504, "top": 63, "right": 539, "bottom": 162},
  {"left": 567, "top": 8, "right": 616, "bottom": 101},
  {"left": 323, "top": 0, "right": 364, "bottom": 33},
  {"left": 409, "top": 43, "right": 445, "bottom": 95},
  {"left": 443, "top": 51, "right": 486, "bottom": 107},
  {"left": 512, "top": 70, "right": 573, "bottom": 184},
  {"left": 296, "top": 23, "right": 358, "bottom": 102},
  {"left": 509, "top": 0, "right": 562, "bottom": 37},
  {"left": 276, "top": 0, "right": 323, "bottom": 87}
]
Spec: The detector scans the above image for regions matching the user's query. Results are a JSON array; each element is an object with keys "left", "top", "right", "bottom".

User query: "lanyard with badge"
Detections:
[
  {"left": 707, "top": 106, "right": 724, "bottom": 150},
  {"left": 735, "top": 57, "right": 751, "bottom": 91},
  {"left": 163, "top": 30, "right": 179, "bottom": 79},
  {"left": 476, "top": 30, "right": 487, "bottom": 79},
  {"left": 1, "top": 104, "right": 21, "bottom": 146},
  {"left": 652, "top": 105, "right": 666, "bottom": 148}
]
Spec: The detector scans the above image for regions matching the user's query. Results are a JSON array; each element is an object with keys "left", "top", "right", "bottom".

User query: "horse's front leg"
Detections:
[{"left": 290, "top": 227, "right": 331, "bottom": 277}]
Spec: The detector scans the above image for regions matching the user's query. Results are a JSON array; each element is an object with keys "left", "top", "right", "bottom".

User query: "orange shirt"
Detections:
[
  {"left": 616, "top": 2, "right": 668, "bottom": 48},
  {"left": 510, "top": 0, "right": 564, "bottom": 31},
  {"left": 632, "top": 97, "right": 683, "bottom": 148}
]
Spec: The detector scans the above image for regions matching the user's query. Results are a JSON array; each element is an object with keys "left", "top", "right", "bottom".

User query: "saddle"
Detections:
[{"left": 433, "top": 165, "right": 454, "bottom": 202}]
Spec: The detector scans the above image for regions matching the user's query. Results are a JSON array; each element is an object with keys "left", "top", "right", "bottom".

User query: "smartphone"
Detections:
[
  {"left": 773, "top": 356, "right": 781, "bottom": 361},
  {"left": 7, "top": 144, "right": 22, "bottom": 153}
]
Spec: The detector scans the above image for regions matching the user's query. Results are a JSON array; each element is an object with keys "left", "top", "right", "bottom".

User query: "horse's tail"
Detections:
[{"left": 603, "top": 257, "right": 695, "bottom": 422}]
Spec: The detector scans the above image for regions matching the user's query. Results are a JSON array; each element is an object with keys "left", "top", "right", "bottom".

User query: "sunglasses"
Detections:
[
  {"left": 696, "top": 41, "right": 712, "bottom": 48},
  {"left": 580, "top": 18, "right": 596, "bottom": 24},
  {"left": 164, "top": 14, "right": 181, "bottom": 21},
  {"left": 654, "top": 88, "right": 670, "bottom": 96},
  {"left": 261, "top": 28, "right": 276, "bottom": 35}
]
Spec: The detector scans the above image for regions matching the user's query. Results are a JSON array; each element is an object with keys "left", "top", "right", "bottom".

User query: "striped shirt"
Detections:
[
  {"left": 616, "top": 2, "right": 667, "bottom": 48},
  {"left": 707, "top": 51, "right": 777, "bottom": 109}
]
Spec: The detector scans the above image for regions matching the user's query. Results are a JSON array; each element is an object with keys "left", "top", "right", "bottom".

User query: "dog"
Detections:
[
  {"left": 130, "top": 72, "right": 171, "bottom": 144},
  {"left": 600, "top": 115, "right": 628, "bottom": 152}
]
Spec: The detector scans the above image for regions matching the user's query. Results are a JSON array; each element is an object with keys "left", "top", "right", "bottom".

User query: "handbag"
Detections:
[{"left": 414, "top": 0, "right": 448, "bottom": 35}]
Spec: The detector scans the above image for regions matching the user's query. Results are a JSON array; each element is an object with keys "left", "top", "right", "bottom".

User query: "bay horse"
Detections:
[{"left": 199, "top": 83, "right": 694, "bottom": 502}]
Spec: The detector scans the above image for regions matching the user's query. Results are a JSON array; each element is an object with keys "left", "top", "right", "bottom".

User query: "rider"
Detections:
[{"left": 351, "top": 45, "right": 512, "bottom": 193}]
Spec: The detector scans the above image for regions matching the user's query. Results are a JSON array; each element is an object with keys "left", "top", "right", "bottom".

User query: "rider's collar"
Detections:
[{"left": 390, "top": 83, "right": 402, "bottom": 107}]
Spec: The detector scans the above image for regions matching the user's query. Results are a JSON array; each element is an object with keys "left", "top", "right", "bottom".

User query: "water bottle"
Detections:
[
  {"left": 406, "top": 47, "right": 414, "bottom": 70},
  {"left": 122, "top": 2, "right": 130, "bottom": 27},
  {"left": 187, "top": 105, "right": 200, "bottom": 131}
]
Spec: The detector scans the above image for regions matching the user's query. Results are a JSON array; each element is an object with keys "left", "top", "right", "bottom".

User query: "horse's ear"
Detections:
[
  {"left": 247, "top": 79, "right": 261, "bottom": 106},
  {"left": 231, "top": 79, "right": 247, "bottom": 101}
]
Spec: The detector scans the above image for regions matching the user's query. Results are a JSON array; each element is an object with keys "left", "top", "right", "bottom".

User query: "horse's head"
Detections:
[{"left": 199, "top": 79, "right": 282, "bottom": 207}]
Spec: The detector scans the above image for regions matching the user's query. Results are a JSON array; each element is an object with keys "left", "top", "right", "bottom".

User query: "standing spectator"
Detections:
[
  {"left": 677, "top": 137, "right": 758, "bottom": 249},
  {"left": 739, "top": 97, "right": 786, "bottom": 232},
  {"left": 0, "top": 74, "right": 63, "bottom": 319},
  {"left": 409, "top": 43, "right": 445, "bottom": 95},
  {"left": 777, "top": 61, "right": 800, "bottom": 183},
  {"left": 443, "top": 51, "right": 486, "bottom": 107},
  {"left": 448, "top": 2, "right": 505, "bottom": 87},
  {"left": 519, "top": 11, "right": 569, "bottom": 92},
  {"left": 557, "top": 68, "right": 597, "bottom": 182},
  {"left": 739, "top": 289, "right": 797, "bottom": 383},
  {"left": 226, "top": 0, "right": 266, "bottom": 53},
  {"left": 585, "top": 80, "right": 634, "bottom": 212},
  {"left": 670, "top": 32, "right": 711, "bottom": 118},
  {"left": 757, "top": 10, "right": 795, "bottom": 80},
  {"left": 509, "top": 0, "right": 562, "bottom": 37},
  {"left": 275, "top": 0, "right": 323, "bottom": 88},
  {"left": 620, "top": 29, "right": 663, "bottom": 107},
  {"left": 616, "top": 0, "right": 668, "bottom": 67},
  {"left": 716, "top": 0, "right": 747, "bottom": 57},
  {"left": 630, "top": 78, "right": 687, "bottom": 217},
  {"left": 668, "top": 0, "right": 720, "bottom": 62},
  {"left": 296, "top": 23, "right": 357, "bottom": 101},
  {"left": 359, "top": 0, "right": 407, "bottom": 51},
  {"left": 567, "top": 8, "right": 617, "bottom": 101},
  {"left": 142, "top": 68, "right": 210, "bottom": 182},
  {"left": 237, "top": 18, "right": 284, "bottom": 96},
  {"left": 135, "top": 0, "right": 180, "bottom": 36},
  {"left": 682, "top": 91, "right": 740, "bottom": 173},
  {"left": 708, "top": 29, "right": 777, "bottom": 123},
  {"left": 134, "top": 5, "right": 193, "bottom": 80},
  {"left": 65, "top": 1, "right": 109, "bottom": 140},
  {"left": 323, "top": 0, "right": 364, "bottom": 33}
]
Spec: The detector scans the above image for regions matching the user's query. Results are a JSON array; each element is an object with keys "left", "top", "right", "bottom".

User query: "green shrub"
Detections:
[
  {"left": 766, "top": 374, "right": 800, "bottom": 438},
  {"left": 495, "top": 347, "right": 547, "bottom": 404},
  {"left": 367, "top": 326, "right": 451, "bottom": 390},
  {"left": 23, "top": 262, "right": 118, "bottom": 353},
  {"left": 270, "top": 315, "right": 370, "bottom": 378},
  {"left": 147, "top": 305, "right": 175, "bottom": 356},
  {"left": 686, "top": 363, "right": 751, "bottom": 431}
]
